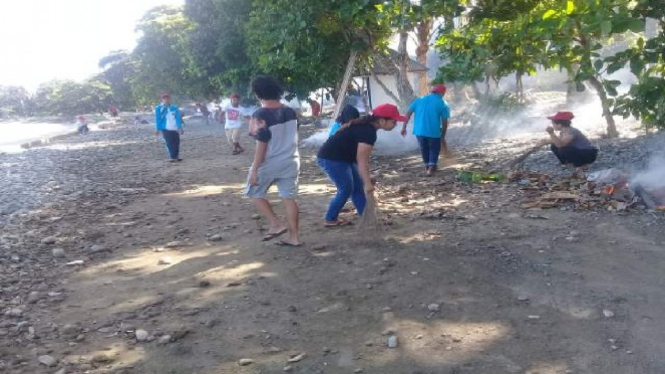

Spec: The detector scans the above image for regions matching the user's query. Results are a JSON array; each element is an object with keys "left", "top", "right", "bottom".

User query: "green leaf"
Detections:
[
  {"left": 629, "top": 57, "right": 646, "bottom": 75},
  {"left": 566, "top": 1, "right": 575, "bottom": 15},
  {"left": 593, "top": 59, "right": 604, "bottom": 72},
  {"left": 543, "top": 10, "right": 558, "bottom": 20}
]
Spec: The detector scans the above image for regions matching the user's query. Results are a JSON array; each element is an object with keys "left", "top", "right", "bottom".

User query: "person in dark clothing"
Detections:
[
  {"left": 537, "top": 111, "right": 598, "bottom": 171},
  {"left": 317, "top": 104, "right": 407, "bottom": 226}
]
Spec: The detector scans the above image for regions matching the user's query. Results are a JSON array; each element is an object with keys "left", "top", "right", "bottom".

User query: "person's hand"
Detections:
[
  {"left": 364, "top": 186, "right": 375, "bottom": 194},
  {"left": 546, "top": 126, "right": 555, "bottom": 134},
  {"left": 249, "top": 170, "right": 259, "bottom": 186},
  {"left": 400, "top": 126, "right": 407, "bottom": 137},
  {"left": 179, "top": 129, "right": 184, "bottom": 135}
]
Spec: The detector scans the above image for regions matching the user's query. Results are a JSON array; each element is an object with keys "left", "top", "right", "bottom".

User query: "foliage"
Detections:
[
  {"left": 184, "top": 0, "right": 254, "bottom": 97},
  {"left": 0, "top": 86, "right": 34, "bottom": 118},
  {"left": 97, "top": 50, "right": 138, "bottom": 109},
  {"left": 33, "top": 79, "right": 113, "bottom": 115},
  {"left": 608, "top": 2, "right": 665, "bottom": 129},
  {"left": 131, "top": 5, "right": 205, "bottom": 104}
]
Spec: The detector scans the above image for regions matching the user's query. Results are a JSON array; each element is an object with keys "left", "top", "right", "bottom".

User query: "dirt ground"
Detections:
[{"left": 3, "top": 118, "right": 665, "bottom": 374}]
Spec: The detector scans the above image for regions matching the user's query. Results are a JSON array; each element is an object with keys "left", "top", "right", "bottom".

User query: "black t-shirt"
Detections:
[{"left": 317, "top": 122, "right": 378, "bottom": 163}]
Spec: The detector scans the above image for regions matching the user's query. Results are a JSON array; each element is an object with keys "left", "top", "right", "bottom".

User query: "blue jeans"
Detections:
[
  {"left": 161, "top": 130, "right": 180, "bottom": 159},
  {"left": 416, "top": 136, "right": 442, "bottom": 168},
  {"left": 317, "top": 158, "right": 366, "bottom": 222}
]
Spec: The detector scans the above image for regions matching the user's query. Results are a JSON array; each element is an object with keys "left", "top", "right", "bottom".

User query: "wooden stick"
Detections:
[{"left": 332, "top": 50, "right": 358, "bottom": 121}]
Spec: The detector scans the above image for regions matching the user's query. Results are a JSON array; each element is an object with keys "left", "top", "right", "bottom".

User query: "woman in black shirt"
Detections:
[{"left": 317, "top": 104, "right": 407, "bottom": 226}]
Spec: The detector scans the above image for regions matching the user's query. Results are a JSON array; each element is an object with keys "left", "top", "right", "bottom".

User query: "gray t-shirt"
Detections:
[
  {"left": 252, "top": 107, "right": 300, "bottom": 178},
  {"left": 567, "top": 127, "right": 595, "bottom": 150}
]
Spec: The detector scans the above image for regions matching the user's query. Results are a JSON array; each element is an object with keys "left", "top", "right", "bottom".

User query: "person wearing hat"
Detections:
[
  {"left": 328, "top": 104, "right": 360, "bottom": 137},
  {"left": 76, "top": 115, "right": 89, "bottom": 135},
  {"left": 401, "top": 83, "right": 451, "bottom": 176},
  {"left": 317, "top": 103, "right": 407, "bottom": 226},
  {"left": 154, "top": 93, "right": 184, "bottom": 162},
  {"left": 537, "top": 111, "right": 598, "bottom": 171},
  {"left": 222, "top": 93, "right": 246, "bottom": 155}
]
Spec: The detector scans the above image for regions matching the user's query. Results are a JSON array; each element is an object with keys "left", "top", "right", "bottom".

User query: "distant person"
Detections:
[
  {"left": 109, "top": 106, "right": 119, "bottom": 117},
  {"left": 317, "top": 104, "right": 406, "bottom": 226},
  {"left": 308, "top": 98, "right": 321, "bottom": 118},
  {"left": 197, "top": 102, "right": 211, "bottom": 125},
  {"left": 222, "top": 94, "right": 246, "bottom": 155},
  {"left": 401, "top": 84, "right": 451, "bottom": 176},
  {"left": 328, "top": 104, "right": 360, "bottom": 137},
  {"left": 537, "top": 111, "right": 598, "bottom": 172},
  {"left": 154, "top": 93, "right": 184, "bottom": 162},
  {"left": 76, "top": 116, "right": 89, "bottom": 135},
  {"left": 246, "top": 76, "right": 301, "bottom": 247}
]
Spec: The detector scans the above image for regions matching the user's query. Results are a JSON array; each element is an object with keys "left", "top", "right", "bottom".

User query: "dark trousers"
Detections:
[
  {"left": 317, "top": 158, "right": 366, "bottom": 222},
  {"left": 162, "top": 130, "right": 180, "bottom": 159},
  {"left": 416, "top": 136, "right": 442, "bottom": 167},
  {"left": 551, "top": 145, "right": 597, "bottom": 167}
]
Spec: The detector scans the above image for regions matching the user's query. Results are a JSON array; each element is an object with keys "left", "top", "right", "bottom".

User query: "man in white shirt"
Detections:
[{"left": 222, "top": 93, "right": 246, "bottom": 155}]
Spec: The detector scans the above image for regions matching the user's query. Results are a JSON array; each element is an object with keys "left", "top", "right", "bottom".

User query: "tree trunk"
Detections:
[
  {"left": 415, "top": 18, "right": 433, "bottom": 96},
  {"left": 395, "top": 29, "right": 416, "bottom": 107},
  {"left": 565, "top": 68, "right": 576, "bottom": 104},
  {"left": 515, "top": 72, "right": 524, "bottom": 102},
  {"left": 587, "top": 75, "right": 619, "bottom": 138}
]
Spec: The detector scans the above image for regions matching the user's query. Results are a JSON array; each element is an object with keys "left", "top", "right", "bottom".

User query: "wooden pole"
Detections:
[{"left": 332, "top": 50, "right": 358, "bottom": 121}]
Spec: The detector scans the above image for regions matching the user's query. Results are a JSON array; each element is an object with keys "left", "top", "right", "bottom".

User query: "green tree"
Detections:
[
  {"left": 132, "top": 5, "right": 204, "bottom": 104},
  {"left": 607, "top": 0, "right": 665, "bottom": 130},
  {"left": 184, "top": 0, "right": 253, "bottom": 97},
  {"left": 34, "top": 79, "right": 112, "bottom": 115},
  {"left": 98, "top": 50, "right": 138, "bottom": 109},
  {"left": 0, "top": 86, "right": 33, "bottom": 118}
]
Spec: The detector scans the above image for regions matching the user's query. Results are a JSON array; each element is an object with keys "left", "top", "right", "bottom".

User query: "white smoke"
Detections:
[
  {"left": 301, "top": 120, "right": 419, "bottom": 156},
  {"left": 632, "top": 155, "right": 665, "bottom": 191}
]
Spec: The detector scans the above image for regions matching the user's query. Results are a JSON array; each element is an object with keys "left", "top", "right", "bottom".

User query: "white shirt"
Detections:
[
  {"left": 223, "top": 104, "right": 243, "bottom": 129},
  {"left": 165, "top": 111, "right": 178, "bottom": 130}
]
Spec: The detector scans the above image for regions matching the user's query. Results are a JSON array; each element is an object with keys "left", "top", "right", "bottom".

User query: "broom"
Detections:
[
  {"left": 504, "top": 144, "right": 546, "bottom": 169},
  {"left": 358, "top": 193, "right": 382, "bottom": 235}
]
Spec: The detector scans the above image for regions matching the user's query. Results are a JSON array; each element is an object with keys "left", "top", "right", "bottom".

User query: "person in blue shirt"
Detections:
[
  {"left": 401, "top": 84, "right": 451, "bottom": 176},
  {"left": 155, "top": 93, "right": 184, "bottom": 162},
  {"left": 328, "top": 104, "right": 360, "bottom": 137}
]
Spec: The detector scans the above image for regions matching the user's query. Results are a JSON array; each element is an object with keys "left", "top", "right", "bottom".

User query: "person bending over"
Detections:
[{"left": 317, "top": 104, "right": 407, "bottom": 227}]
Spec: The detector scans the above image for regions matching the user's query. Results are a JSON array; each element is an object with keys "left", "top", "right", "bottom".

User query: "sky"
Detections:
[{"left": 0, "top": 0, "right": 184, "bottom": 91}]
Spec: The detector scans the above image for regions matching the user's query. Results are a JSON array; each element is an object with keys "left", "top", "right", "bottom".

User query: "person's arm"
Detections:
[
  {"left": 154, "top": 106, "right": 161, "bottom": 134},
  {"left": 356, "top": 143, "right": 375, "bottom": 193},
  {"left": 400, "top": 109, "right": 414, "bottom": 137},
  {"left": 546, "top": 127, "right": 574, "bottom": 147},
  {"left": 249, "top": 141, "right": 268, "bottom": 186}
]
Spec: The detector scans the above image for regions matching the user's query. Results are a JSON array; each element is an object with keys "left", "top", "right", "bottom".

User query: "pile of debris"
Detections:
[{"left": 510, "top": 169, "right": 665, "bottom": 212}]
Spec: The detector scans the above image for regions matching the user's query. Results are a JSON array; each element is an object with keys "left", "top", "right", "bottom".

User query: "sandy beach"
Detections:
[{"left": 1, "top": 115, "right": 665, "bottom": 374}]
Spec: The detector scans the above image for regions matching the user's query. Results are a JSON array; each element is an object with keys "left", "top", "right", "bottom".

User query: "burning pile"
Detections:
[{"left": 510, "top": 168, "right": 665, "bottom": 212}]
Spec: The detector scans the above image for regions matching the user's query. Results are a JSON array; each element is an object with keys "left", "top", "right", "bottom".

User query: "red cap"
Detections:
[
  {"left": 77, "top": 116, "right": 84, "bottom": 120},
  {"left": 230, "top": 93, "right": 240, "bottom": 99},
  {"left": 372, "top": 104, "right": 408, "bottom": 122},
  {"left": 547, "top": 111, "right": 574, "bottom": 121},
  {"left": 160, "top": 93, "right": 171, "bottom": 99},
  {"left": 431, "top": 84, "right": 447, "bottom": 94}
]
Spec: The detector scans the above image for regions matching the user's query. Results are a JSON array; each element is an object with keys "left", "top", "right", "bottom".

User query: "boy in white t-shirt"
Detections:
[{"left": 222, "top": 93, "right": 246, "bottom": 155}]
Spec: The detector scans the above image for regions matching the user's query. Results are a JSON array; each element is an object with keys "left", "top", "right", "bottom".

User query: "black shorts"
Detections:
[{"left": 551, "top": 145, "right": 598, "bottom": 167}]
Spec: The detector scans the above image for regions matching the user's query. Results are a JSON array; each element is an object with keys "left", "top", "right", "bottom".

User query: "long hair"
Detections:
[{"left": 339, "top": 115, "right": 385, "bottom": 131}]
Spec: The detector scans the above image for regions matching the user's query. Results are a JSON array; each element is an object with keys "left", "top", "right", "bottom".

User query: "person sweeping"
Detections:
[{"left": 316, "top": 103, "right": 407, "bottom": 227}]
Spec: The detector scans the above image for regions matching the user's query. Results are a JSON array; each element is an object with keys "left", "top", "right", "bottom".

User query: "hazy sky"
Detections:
[{"left": 0, "top": 0, "right": 184, "bottom": 91}]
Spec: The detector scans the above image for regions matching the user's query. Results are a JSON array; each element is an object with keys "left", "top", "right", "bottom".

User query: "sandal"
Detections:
[
  {"left": 324, "top": 219, "right": 352, "bottom": 227},
  {"left": 261, "top": 228, "right": 288, "bottom": 241},
  {"left": 275, "top": 240, "right": 303, "bottom": 247}
]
